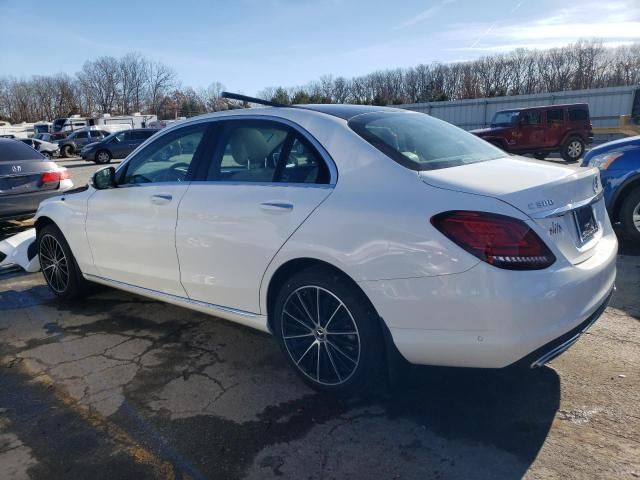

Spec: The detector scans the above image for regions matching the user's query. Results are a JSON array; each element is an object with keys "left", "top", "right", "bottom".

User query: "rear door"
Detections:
[
  {"left": 176, "top": 118, "right": 334, "bottom": 314},
  {"left": 544, "top": 108, "right": 565, "bottom": 148},
  {"left": 85, "top": 123, "right": 209, "bottom": 294},
  {"left": 516, "top": 110, "right": 545, "bottom": 150}
]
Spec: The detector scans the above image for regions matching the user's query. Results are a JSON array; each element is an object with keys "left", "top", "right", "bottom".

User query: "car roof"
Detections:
[
  {"left": 293, "top": 104, "right": 406, "bottom": 120},
  {"left": 498, "top": 103, "right": 589, "bottom": 113}
]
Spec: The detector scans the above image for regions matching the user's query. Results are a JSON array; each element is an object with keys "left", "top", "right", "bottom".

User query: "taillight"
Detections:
[
  {"left": 431, "top": 211, "right": 555, "bottom": 270},
  {"left": 40, "top": 168, "right": 69, "bottom": 184}
]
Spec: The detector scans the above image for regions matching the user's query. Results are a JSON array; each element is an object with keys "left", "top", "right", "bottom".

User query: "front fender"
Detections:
[{"left": 35, "top": 188, "right": 97, "bottom": 276}]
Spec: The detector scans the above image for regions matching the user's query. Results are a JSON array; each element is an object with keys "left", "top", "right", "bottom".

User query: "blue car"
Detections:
[{"left": 581, "top": 136, "right": 640, "bottom": 241}]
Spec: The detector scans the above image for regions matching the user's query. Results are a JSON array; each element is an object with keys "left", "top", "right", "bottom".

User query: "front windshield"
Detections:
[
  {"left": 491, "top": 111, "right": 519, "bottom": 127},
  {"left": 348, "top": 112, "right": 504, "bottom": 171}
]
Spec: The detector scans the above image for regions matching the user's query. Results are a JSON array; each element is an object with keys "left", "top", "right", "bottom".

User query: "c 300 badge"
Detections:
[{"left": 528, "top": 199, "right": 554, "bottom": 209}]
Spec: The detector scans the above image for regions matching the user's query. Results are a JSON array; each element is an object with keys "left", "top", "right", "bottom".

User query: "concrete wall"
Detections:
[{"left": 399, "top": 85, "right": 639, "bottom": 131}]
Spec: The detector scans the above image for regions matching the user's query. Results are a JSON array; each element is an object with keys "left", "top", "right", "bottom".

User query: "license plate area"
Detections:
[{"left": 573, "top": 204, "right": 598, "bottom": 243}]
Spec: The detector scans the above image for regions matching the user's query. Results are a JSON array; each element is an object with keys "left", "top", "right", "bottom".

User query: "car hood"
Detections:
[
  {"left": 82, "top": 141, "right": 101, "bottom": 150},
  {"left": 585, "top": 135, "right": 640, "bottom": 158},
  {"left": 469, "top": 127, "right": 510, "bottom": 136}
]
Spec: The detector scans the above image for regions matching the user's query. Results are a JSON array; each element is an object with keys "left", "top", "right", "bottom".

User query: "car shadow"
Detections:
[{"left": 382, "top": 364, "right": 560, "bottom": 463}]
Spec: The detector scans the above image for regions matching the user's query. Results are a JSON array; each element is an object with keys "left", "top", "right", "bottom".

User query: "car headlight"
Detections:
[{"left": 589, "top": 151, "right": 623, "bottom": 169}]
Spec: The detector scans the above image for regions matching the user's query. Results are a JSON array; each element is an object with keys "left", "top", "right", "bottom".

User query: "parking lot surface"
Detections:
[{"left": 0, "top": 160, "right": 638, "bottom": 480}]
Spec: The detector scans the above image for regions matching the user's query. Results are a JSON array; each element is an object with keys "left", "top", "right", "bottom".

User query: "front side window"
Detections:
[
  {"left": 521, "top": 111, "right": 541, "bottom": 125},
  {"left": 120, "top": 125, "right": 207, "bottom": 184},
  {"left": 207, "top": 120, "right": 329, "bottom": 184},
  {"left": 349, "top": 112, "right": 504, "bottom": 171}
]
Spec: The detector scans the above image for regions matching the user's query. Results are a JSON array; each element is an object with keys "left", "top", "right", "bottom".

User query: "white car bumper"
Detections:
[{"left": 359, "top": 234, "right": 617, "bottom": 368}]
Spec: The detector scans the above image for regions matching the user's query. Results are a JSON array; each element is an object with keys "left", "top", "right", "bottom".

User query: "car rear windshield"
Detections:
[
  {"left": 0, "top": 140, "right": 43, "bottom": 161},
  {"left": 348, "top": 112, "right": 504, "bottom": 171}
]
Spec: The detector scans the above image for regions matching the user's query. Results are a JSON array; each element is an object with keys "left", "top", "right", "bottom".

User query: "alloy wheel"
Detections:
[
  {"left": 281, "top": 286, "right": 361, "bottom": 386},
  {"left": 97, "top": 151, "right": 110, "bottom": 163},
  {"left": 633, "top": 202, "right": 640, "bottom": 233},
  {"left": 567, "top": 140, "right": 582, "bottom": 159},
  {"left": 40, "top": 234, "right": 70, "bottom": 293}
]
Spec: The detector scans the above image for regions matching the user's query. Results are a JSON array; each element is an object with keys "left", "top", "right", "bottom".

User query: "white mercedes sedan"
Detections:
[{"left": 33, "top": 99, "right": 617, "bottom": 393}]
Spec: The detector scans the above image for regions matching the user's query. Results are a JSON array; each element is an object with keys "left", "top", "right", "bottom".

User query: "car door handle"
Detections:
[
  {"left": 260, "top": 202, "right": 293, "bottom": 212},
  {"left": 150, "top": 194, "right": 172, "bottom": 205}
]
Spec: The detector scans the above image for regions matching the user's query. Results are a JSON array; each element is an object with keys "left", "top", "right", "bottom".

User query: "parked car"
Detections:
[
  {"left": 57, "top": 129, "right": 111, "bottom": 158},
  {"left": 33, "top": 133, "right": 55, "bottom": 143},
  {"left": 20, "top": 138, "right": 60, "bottom": 159},
  {"left": 32, "top": 101, "right": 616, "bottom": 393},
  {"left": 0, "top": 138, "right": 73, "bottom": 220},
  {"left": 581, "top": 135, "right": 640, "bottom": 241},
  {"left": 471, "top": 103, "right": 593, "bottom": 162},
  {"left": 80, "top": 128, "right": 157, "bottom": 163}
]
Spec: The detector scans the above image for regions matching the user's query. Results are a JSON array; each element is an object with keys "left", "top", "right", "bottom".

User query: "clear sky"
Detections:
[{"left": 1, "top": 0, "right": 638, "bottom": 95}]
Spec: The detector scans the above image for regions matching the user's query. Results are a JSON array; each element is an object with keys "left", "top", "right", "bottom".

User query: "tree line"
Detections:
[
  {"left": 259, "top": 40, "right": 640, "bottom": 105},
  {"left": 1, "top": 40, "right": 639, "bottom": 124},
  {"left": 0, "top": 53, "right": 232, "bottom": 123}
]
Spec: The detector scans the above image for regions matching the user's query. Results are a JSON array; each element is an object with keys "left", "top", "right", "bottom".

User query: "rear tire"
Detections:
[
  {"left": 95, "top": 150, "right": 112, "bottom": 164},
  {"left": 561, "top": 137, "right": 585, "bottom": 162},
  {"left": 619, "top": 188, "right": 640, "bottom": 241},
  {"left": 62, "top": 145, "right": 73, "bottom": 158},
  {"left": 273, "top": 266, "right": 385, "bottom": 394},
  {"left": 37, "top": 224, "right": 90, "bottom": 300}
]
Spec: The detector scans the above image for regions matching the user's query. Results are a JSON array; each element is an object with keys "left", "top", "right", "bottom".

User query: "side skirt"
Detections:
[{"left": 84, "top": 273, "right": 270, "bottom": 333}]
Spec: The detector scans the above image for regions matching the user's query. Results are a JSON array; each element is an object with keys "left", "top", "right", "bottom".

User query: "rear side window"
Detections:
[
  {"left": 0, "top": 140, "right": 43, "bottom": 161},
  {"left": 546, "top": 109, "right": 563, "bottom": 123},
  {"left": 75, "top": 132, "right": 88, "bottom": 139},
  {"left": 569, "top": 108, "right": 589, "bottom": 121},
  {"left": 207, "top": 120, "right": 329, "bottom": 184},
  {"left": 349, "top": 112, "right": 503, "bottom": 171}
]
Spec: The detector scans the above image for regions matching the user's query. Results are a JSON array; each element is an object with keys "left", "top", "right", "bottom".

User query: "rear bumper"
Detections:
[{"left": 360, "top": 233, "right": 617, "bottom": 368}]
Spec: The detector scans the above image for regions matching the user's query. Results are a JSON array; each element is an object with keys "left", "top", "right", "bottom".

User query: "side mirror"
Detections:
[{"left": 92, "top": 166, "right": 116, "bottom": 190}]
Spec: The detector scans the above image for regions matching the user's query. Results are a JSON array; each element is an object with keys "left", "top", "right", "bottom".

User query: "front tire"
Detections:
[
  {"left": 561, "top": 137, "right": 585, "bottom": 162},
  {"left": 38, "top": 224, "right": 89, "bottom": 300},
  {"left": 273, "top": 266, "right": 384, "bottom": 394},
  {"left": 41, "top": 151, "right": 52, "bottom": 160},
  {"left": 95, "top": 150, "right": 112, "bottom": 164},
  {"left": 619, "top": 188, "right": 640, "bottom": 241}
]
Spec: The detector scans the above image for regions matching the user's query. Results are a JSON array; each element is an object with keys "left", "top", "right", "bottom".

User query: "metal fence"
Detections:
[{"left": 399, "top": 85, "right": 640, "bottom": 131}]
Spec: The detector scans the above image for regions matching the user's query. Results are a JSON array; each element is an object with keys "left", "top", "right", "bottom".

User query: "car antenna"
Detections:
[{"left": 221, "top": 92, "right": 290, "bottom": 108}]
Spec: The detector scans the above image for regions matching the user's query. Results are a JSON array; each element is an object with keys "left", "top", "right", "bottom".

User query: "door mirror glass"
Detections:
[{"left": 92, "top": 166, "right": 116, "bottom": 190}]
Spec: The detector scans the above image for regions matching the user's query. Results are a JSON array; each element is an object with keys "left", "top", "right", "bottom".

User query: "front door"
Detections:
[
  {"left": 85, "top": 123, "right": 209, "bottom": 295},
  {"left": 176, "top": 119, "right": 334, "bottom": 314}
]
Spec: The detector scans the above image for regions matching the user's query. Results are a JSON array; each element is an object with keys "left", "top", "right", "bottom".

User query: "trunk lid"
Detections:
[
  {"left": 420, "top": 157, "right": 604, "bottom": 264},
  {"left": 0, "top": 160, "right": 60, "bottom": 196}
]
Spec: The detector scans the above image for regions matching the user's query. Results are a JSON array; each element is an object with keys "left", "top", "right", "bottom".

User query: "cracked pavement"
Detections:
[{"left": 0, "top": 241, "right": 638, "bottom": 479}]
